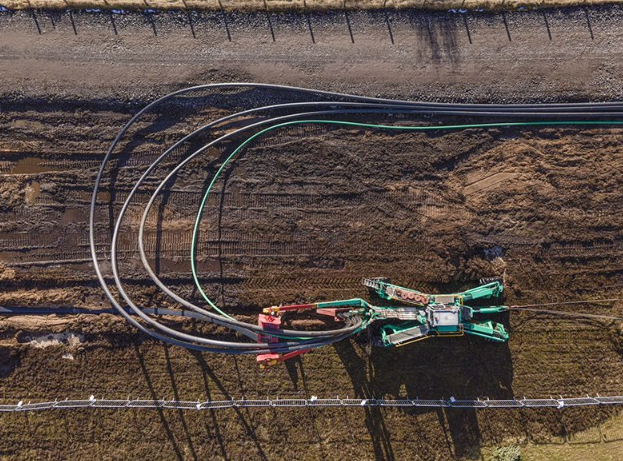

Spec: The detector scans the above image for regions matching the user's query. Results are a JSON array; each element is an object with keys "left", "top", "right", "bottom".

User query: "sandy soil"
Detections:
[{"left": 1, "top": 6, "right": 623, "bottom": 460}]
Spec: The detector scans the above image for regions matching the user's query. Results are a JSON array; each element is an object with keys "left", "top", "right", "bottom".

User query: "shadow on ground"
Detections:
[{"left": 333, "top": 336, "right": 514, "bottom": 460}]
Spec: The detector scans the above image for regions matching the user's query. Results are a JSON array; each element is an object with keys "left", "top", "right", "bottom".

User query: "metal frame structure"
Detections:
[{"left": 2, "top": 395, "right": 623, "bottom": 412}]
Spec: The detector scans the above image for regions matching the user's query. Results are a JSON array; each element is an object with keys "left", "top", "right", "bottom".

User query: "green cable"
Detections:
[{"left": 190, "top": 118, "right": 623, "bottom": 329}]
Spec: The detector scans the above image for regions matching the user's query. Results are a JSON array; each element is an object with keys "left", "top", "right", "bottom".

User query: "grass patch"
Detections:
[{"left": 484, "top": 410, "right": 623, "bottom": 461}]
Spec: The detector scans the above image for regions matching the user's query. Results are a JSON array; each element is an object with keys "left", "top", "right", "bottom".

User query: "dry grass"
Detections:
[
  {"left": 0, "top": 324, "right": 619, "bottom": 460},
  {"left": 1, "top": 0, "right": 621, "bottom": 12},
  {"left": 483, "top": 410, "right": 623, "bottom": 461}
]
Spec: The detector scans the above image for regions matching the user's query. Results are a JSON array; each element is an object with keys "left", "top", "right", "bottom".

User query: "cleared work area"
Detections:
[{"left": 1, "top": 6, "right": 623, "bottom": 460}]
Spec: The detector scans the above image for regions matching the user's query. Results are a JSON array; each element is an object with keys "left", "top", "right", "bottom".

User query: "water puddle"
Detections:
[{"left": 9, "top": 157, "right": 57, "bottom": 175}]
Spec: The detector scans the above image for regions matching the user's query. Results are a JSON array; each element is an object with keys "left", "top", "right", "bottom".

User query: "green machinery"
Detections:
[
  {"left": 259, "top": 277, "right": 509, "bottom": 364},
  {"left": 361, "top": 277, "right": 508, "bottom": 347}
]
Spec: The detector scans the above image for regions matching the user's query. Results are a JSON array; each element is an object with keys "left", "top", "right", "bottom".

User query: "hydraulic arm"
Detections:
[
  {"left": 257, "top": 278, "right": 510, "bottom": 366},
  {"left": 363, "top": 278, "right": 509, "bottom": 346}
]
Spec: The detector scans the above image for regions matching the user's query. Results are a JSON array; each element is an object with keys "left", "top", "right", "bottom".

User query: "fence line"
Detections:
[{"left": 2, "top": 395, "right": 623, "bottom": 412}]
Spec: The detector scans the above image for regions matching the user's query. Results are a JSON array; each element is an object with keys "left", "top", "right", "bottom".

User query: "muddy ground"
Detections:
[{"left": 1, "top": 6, "right": 623, "bottom": 461}]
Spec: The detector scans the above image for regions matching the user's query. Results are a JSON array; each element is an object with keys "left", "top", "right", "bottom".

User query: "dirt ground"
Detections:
[
  {"left": 2, "top": 0, "right": 621, "bottom": 13},
  {"left": 1, "top": 6, "right": 623, "bottom": 461}
]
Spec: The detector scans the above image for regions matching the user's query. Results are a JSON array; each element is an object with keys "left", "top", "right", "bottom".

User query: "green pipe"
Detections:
[{"left": 190, "top": 118, "right": 623, "bottom": 329}]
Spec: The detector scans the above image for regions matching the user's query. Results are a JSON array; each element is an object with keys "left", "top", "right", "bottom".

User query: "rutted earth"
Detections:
[{"left": 1, "top": 7, "right": 623, "bottom": 461}]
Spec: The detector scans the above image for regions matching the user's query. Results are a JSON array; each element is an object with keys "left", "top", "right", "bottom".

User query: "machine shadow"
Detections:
[{"left": 334, "top": 334, "right": 514, "bottom": 460}]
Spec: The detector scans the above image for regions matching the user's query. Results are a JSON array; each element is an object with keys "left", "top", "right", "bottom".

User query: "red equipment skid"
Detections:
[{"left": 257, "top": 314, "right": 281, "bottom": 366}]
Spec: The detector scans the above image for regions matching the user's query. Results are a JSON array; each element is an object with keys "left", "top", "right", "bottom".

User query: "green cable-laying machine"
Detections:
[
  {"left": 361, "top": 277, "right": 508, "bottom": 346},
  {"left": 258, "top": 278, "right": 509, "bottom": 366}
]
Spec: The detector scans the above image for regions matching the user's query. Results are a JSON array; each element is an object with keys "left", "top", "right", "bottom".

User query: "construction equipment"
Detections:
[{"left": 257, "top": 277, "right": 509, "bottom": 366}]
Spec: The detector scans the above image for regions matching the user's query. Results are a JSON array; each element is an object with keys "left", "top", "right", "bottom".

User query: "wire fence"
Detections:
[{"left": 2, "top": 395, "right": 623, "bottom": 412}]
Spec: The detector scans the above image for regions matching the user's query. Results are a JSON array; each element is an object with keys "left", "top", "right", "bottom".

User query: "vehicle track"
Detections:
[{"left": 90, "top": 82, "right": 623, "bottom": 360}]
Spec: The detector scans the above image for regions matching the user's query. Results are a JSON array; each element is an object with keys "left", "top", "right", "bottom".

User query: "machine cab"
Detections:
[{"left": 427, "top": 305, "right": 461, "bottom": 334}]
